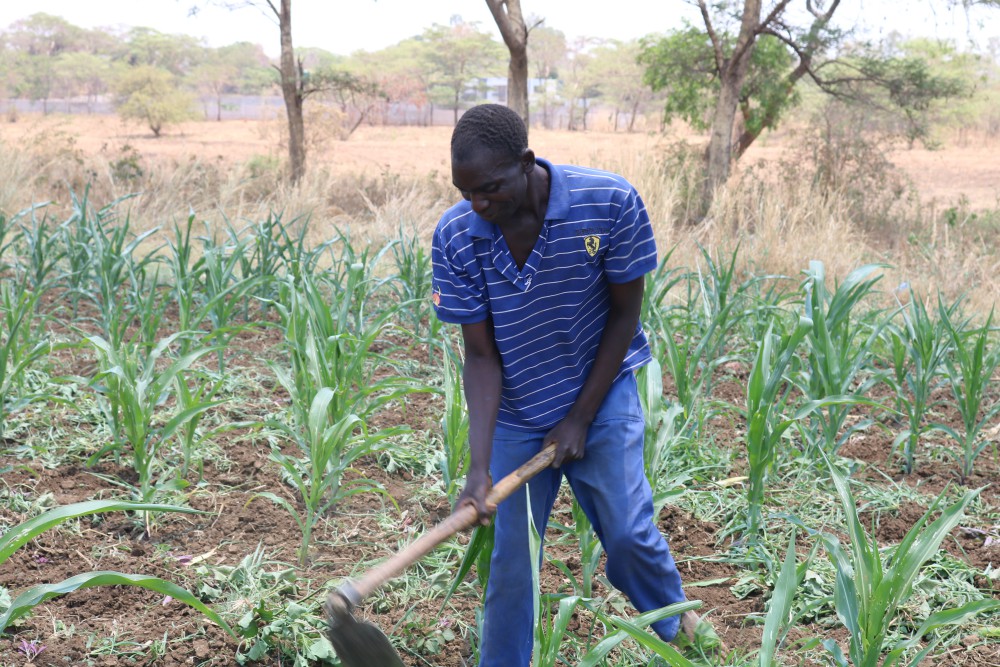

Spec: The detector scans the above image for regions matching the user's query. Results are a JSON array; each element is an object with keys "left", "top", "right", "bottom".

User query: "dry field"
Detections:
[{"left": 2, "top": 114, "right": 998, "bottom": 208}]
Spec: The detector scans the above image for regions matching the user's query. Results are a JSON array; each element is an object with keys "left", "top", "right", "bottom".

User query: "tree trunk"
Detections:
[
  {"left": 485, "top": 0, "right": 530, "bottom": 131},
  {"left": 275, "top": 0, "right": 305, "bottom": 184},
  {"left": 700, "top": 0, "right": 761, "bottom": 214}
]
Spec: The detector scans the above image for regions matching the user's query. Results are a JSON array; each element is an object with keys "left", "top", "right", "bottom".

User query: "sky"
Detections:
[{"left": 0, "top": 0, "right": 997, "bottom": 57}]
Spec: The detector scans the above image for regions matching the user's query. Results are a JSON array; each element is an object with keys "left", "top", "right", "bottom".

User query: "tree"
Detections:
[
  {"left": 485, "top": 0, "right": 534, "bottom": 129},
  {"left": 5, "top": 13, "right": 87, "bottom": 113},
  {"left": 114, "top": 64, "right": 196, "bottom": 136},
  {"left": 194, "top": 0, "right": 307, "bottom": 183},
  {"left": 216, "top": 42, "right": 275, "bottom": 95},
  {"left": 640, "top": 25, "right": 797, "bottom": 148},
  {"left": 116, "top": 27, "right": 205, "bottom": 76},
  {"left": 353, "top": 41, "right": 432, "bottom": 125},
  {"left": 587, "top": 40, "right": 654, "bottom": 132},
  {"left": 422, "top": 19, "right": 504, "bottom": 125},
  {"left": 819, "top": 40, "right": 975, "bottom": 148},
  {"left": 55, "top": 51, "right": 112, "bottom": 112},
  {"left": 309, "top": 68, "right": 385, "bottom": 138},
  {"left": 638, "top": 1, "right": 844, "bottom": 213},
  {"left": 526, "top": 25, "right": 566, "bottom": 129},
  {"left": 561, "top": 37, "right": 600, "bottom": 131},
  {"left": 190, "top": 49, "right": 238, "bottom": 121}
]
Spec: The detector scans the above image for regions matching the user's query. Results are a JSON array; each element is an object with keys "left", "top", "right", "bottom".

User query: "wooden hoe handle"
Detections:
[{"left": 333, "top": 443, "right": 557, "bottom": 607}]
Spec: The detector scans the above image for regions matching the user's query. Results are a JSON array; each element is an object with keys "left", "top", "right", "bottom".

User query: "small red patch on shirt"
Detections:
[{"left": 432, "top": 290, "right": 441, "bottom": 306}]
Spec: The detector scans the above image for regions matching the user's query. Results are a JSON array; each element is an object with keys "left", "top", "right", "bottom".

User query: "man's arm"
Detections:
[
  {"left": 545, "top": 276, "right": 645, "bottom": 467},
  {"left": 456, "top": 317, "right": 503, "bottom": 523}
]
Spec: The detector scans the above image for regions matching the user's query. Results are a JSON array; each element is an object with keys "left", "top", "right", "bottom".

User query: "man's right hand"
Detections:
[{"left": 456, "top": 469, "right": 493, "bottom": 526}]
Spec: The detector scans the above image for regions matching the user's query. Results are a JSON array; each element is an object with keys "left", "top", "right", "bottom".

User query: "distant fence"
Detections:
[{"left": 4, "top": 95, "right": 642, "bottom": 132}]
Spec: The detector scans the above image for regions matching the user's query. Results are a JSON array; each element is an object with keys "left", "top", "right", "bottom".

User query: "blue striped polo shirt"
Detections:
[{"left": 431, "top": 158, "right": 658, "bottom": 431}]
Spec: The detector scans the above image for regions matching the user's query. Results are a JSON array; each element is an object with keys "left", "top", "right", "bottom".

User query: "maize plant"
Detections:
[
  {"left": 797, "top": 261, "right": 889, "bottom": 455},
  {"left": 0, "top": 277, "right": 52, "bottom": 439},
  {"left": 933, "top": 303, "right": 1000, "bottom": 483},
  {"left": 820, "top": 457, "right": 998, "bottom": 667},
  {"left": 743, "top": 314, "right": 811, "bottom": 543},
  {"left": 887, "top": 290, "right": 954, "bottom": 474},
  {"left": 86, "top": 333, "right": 218, "bottom": 509},
  {"left": 438, "top": 337, "right": 470, "bottom": 504},
  {"left": 263, "top": 272, "right": 422, "bottom": 564}
]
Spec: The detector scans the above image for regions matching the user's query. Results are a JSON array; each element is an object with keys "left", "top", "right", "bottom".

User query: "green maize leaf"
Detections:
[
  {"left": 793, "top": 396, "right": 889, "bottom": 421},
  {"left": 759, "top": 529, "right": 802, "bottom": 666},
  {"left": 885, "top": 599, "right": 1000, "bottom": 667},
  {"left": 0, "top": 571, "right": 234, "bottom": 636},
  {"left": 605, "top": 614, "right": 699, "bottom": 666},
  {"left": 441, "top": 521, "right": 494, "bottom": 612},
  {"left": 578, "top": 600, "right": 702, "bottom": 667},
  {"left": 159, "top": 400, "right": 224, "bottom": 445},
  {"left": 536, "top": 595, "right": 584, "bottom": 665},
  {"left": 0, "top": 500, "right": 200, "bottom": 565},
  {"left": 822, "top": 637, "right": 849, "bottom": 667},
  {"left": 877, "top": 488, "right": 980, "bottom": 620}
]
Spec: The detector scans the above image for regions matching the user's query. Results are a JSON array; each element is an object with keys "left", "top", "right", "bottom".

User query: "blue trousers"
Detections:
[{"left": 477, "top": 373, "right": 686, "bottom": 667}]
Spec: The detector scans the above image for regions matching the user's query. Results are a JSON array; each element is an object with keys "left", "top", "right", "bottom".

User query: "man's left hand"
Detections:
[{"left": 545, "top": 416, "right": 589, "bottom": 467}]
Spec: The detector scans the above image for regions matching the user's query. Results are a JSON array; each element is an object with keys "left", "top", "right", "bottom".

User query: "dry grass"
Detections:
[{"left": 1, "top": 112, "right": 998, "bottom": 312}]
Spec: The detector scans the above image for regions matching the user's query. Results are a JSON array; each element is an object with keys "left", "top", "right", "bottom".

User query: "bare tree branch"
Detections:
[{"left": 697, "top": 0, "right": 725, "bottom": 72}]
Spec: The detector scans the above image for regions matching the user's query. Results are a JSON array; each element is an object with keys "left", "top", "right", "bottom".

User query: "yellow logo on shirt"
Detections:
[{"left": 585, "top": 235, "right": 600, "bottom": 256}]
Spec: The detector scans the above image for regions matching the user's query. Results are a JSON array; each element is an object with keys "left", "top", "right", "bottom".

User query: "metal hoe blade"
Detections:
[{"left": 325, "top": 590, "right": 405, "bottom": 667}]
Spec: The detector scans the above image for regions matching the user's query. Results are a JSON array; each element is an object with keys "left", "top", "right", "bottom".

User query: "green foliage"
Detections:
[
  {"left": 114, "top": 64, "right": 196, "bottom": 137},
  {"left": 0, "top": 275, "right": 52, "bottom": 439},
  {"left": 828, "top": 39, "right": 977, "bottom": 148},
  {"left": 820, "top": 459, "right": 998, "bottom": 666},
  {"left": 742, "top": 314, "right": 812, "bottom": 542},
  {"left": 85, "top": 333, "right": 218, "bottom": 505},
  {"left": 932, "top": 304, "right": 1000, "bottom": 482},
  {"left": 263, "top": 271, "right": 422, "bottom": 564},
  {"left": 796, "top": 261, "right": 890, "bottom": 454},
  {"left": 639, "top": 26, "right": 798, "bottom": 135},
  {"left": 438, "top": 337, "right": 469, "bottom": 504},
  {"left": 885, "top": 290, "right": 954, "bottom": 474},
  {"left": 2, "top": 572, "right": 232, "bottom": 637},
  {"left": 419, "top": 20, "right": 505, "bottom": 116}
]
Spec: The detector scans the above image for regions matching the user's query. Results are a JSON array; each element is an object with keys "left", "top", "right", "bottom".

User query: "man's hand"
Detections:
[
  {"left": 545, "top": 414, "right": 589, "bottom": 468},
  {"left": 455, "top": 468, "right": 494, "bottom": 526}
]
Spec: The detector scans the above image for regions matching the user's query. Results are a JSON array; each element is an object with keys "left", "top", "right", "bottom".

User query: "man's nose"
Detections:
[{"left": 470, "top": 194, "right": 489, "bottom": 213}]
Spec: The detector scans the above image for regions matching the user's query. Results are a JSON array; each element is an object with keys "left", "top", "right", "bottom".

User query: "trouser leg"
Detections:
[
  {"left": 477, "top": 428, "right": 560, "bottom": 667},
  {"left": 563, "top": 373, "right": 686, "bottom": 641}
]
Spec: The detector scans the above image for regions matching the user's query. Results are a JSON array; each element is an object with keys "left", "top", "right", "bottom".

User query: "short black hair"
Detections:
[{"left": 451, "top": 104, "right": 527, "bottom": 164}]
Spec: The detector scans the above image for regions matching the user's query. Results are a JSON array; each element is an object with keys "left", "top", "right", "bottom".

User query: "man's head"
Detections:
[
  {"left": 451, "top": 103, "right": 528, "bottom": 164},
  {"left": 450, "top": 105, "right": 537, "bottom": 224}
]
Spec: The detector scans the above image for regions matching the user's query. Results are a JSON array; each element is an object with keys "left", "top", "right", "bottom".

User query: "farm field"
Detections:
[{"left": 1, "top": 116, "right": 1000, "bottom": 666}]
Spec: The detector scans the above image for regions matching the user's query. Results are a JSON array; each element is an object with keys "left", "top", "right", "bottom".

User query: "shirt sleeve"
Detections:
[
  {"left": 431, "top": 221, "right": 489, "bottom": 324},
  {"left": 604, "top": 185, "right": 658, "bottom": 283}
]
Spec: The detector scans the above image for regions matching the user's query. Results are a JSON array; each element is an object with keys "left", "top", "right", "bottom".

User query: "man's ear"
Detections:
[{"left": 520, "top": 148, "right": 536, "bottom": 173}]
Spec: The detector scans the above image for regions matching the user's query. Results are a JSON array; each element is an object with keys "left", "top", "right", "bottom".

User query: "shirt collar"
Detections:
[{"left": 467, "top": 157, "right": 568, "bottom": 239}]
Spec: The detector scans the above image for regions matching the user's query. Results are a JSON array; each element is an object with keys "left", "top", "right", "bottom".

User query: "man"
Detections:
[{"left": 431, "top": 104, "right": 718, "bottom": 666}]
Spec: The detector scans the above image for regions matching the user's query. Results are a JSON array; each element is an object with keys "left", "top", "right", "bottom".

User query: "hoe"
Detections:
[{"left": 325, "top": 443, "right": 557, "bottom": 667}]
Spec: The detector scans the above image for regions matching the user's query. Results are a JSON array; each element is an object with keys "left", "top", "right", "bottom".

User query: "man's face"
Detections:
[{"left": 451, "top": 148, "right": 529, "bottom": 225}]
